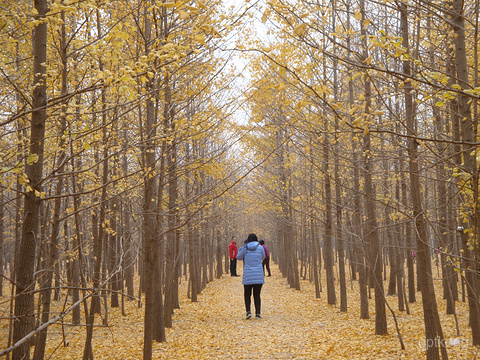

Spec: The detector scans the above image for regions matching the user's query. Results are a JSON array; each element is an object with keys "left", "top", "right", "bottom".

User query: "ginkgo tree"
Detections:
[
  {"left": 237, "top": 0, "right": 480, "bottom": 359},
  {"left": 2, "top": 0, "right": 480, "bottom": 359},
  {"left": 0, "top": 0, "right": 250, "bottom": 359}
]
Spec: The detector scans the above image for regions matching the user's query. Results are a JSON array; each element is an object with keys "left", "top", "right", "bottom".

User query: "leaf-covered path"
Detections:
[
  {"left": 158, "top": 267, "right": 333, "bottom": 359},
  {"left": 150, "top": 263, "right": 475, "bottom": 359},
  {"left": 14, "top": 262, "right": 477, "bottom": 359}
]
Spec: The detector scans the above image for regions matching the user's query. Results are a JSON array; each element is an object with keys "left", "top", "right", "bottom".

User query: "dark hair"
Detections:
[
  {"left": 246, "top": 233, "right": 258, "bottom": 243},
  {"left": 259, "top": 239, "right": 265, "bottom": 245}
]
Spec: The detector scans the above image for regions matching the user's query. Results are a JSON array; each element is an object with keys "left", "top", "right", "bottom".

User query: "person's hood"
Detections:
[{"left": 245, "top": 241, "right": 259, "bottom": 251}]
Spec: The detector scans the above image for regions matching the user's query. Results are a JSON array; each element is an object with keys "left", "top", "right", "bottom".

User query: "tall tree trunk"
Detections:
[
  {"left": 434, "top": 98, "right": 455, "bottom": 315},
  {"left": 275, "top": 121, "right": 299, "bottom": 289},
  {"left": 164, "top": 78, "right": 179, "bottom": 328},
  {"left": 216, "top": 235, "right": 223, "bottom": 279},
  {"left": 395, "top": 227, "right": 405, "bottom": 312},
  {"left": 387, "top": 230, "right": 397, "bottom": 296},
  {"left": 354, "top": 143, "right": 369, "bottom": 319},
  {"left": 185, "top": 142, "right": 198, "bottom": 300},
  {"left": 359, "top": 0, "right": 387, "bottom": 335},
  {"left": 331, "top": 0, "right": 345, "bottom": 310},
  {"left": 446, "top": 22, "right": 463, "bottom": 306},
  {"left": 8, "top": 110, "right": 25, "bottom": 357},
  {"left": 33, "top": 9, "right": 69, "bottom": 358},
  {"left": 83, "top": 11, "right": 108, "bottom": 360},
  {"left": 323, "top": 129, "right": 336, "bottom": 305},
  {"left": 393, "top": 151, "right": 405, "bottom": 312},
  {"left": 109, "top": 146, "right": 120, "bottom": 309},
  {"left": 12, "top": 0, "right": 48, "bottom": 358},
  {"left": 309, "top": 141, "right": 321, "bottom": 298},
  {"left": 142, "top": 1, "right": 163, "bottom": 356},
  {"left": 70, "top": 154, "right": 84, "bottom": 326},
  {"left": 403, "top": 180, "right": 416, "bottom": 303},
  {"left": 152, "top": 92, "right": 167, "bottom": 343},
  {"left": 346, "top": 1, "right": 366, "bottom": 316},
  {"left": 0, "top": 188, "right": 3, "bottom": 297},
  {"left": 451, "top": 0, "right": 480, "bottom": 346},
  {"left": 122, "top": 128, "right": 135, "bottom": 299},
  {"left": 209, "top": 228, "right": 215, "bottom": 282},
  {"left": 400, "top": 3, "right": 448, "bottom": 359},
  {"left": 384, "top": 127, "right": 396, "bottom": 297}
]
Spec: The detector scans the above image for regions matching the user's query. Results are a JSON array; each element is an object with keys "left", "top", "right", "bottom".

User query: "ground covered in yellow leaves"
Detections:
[{"left": 1, "top": 262, "right": 478, "bottom": 359}]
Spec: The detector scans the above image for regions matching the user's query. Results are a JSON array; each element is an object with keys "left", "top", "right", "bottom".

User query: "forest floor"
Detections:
[{"left": 1, "top": 262, "right": 479, "bottom": 359}]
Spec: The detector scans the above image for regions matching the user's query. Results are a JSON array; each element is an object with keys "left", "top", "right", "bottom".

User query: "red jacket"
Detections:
[{"left": 229, "top": 241, "right": 238, "bottom": 259}]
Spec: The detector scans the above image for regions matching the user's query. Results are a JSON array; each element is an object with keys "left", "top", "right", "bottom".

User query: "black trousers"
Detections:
[
  {"left": 230, "top": 258, "right": 237, "bottom": 276},
  {"left": 244, "top": 284, "right": 263, "bottom": 315},
  {"left": 263, "top": 256, "right": 271, "bottom": 276}
]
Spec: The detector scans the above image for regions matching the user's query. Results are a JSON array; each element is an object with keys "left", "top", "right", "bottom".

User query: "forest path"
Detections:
[
  {"left": 21, "top": 262, "right": 475, "bottom": 359},
  {"left": 151, "top": 262, "right": 438, "bottom": 360},
  {"left": 157, "top": 263, "right": 332, "bottom": 359}
]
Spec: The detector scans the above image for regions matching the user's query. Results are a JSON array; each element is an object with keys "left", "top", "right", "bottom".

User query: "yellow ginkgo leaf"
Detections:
[
  {"left": 294, "top": 23, "right": 308, "bottom": 36},
  {"left": 354, "top": 10, "right": 362, "bottom": 21},
  {"left": 261, "top": 12, "right": 268, "bottom": 23},
  {"left": 194, "top": 34, "right": 205, "bottom": 43},
  {"left": 363, "top": 126, "right": 369, "bottom": 136},
  {"left": 27, "top": 153, "right": 39, "bottom": 165},
  {"left": 178, "top": 10, "right": 189, "bottom": 19}
]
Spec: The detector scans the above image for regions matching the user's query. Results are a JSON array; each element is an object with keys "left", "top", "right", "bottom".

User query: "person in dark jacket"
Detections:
[
  {"left": 237, "top": 233, "right": 265, "bottom": 319},
  {"left": 259, "top": 240, "right": 271, "bottom": 276}
]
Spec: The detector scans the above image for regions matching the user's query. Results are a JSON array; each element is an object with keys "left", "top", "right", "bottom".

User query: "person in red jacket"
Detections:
[{"left": 229, "top": 236, "right": 239, "bottom": 276}]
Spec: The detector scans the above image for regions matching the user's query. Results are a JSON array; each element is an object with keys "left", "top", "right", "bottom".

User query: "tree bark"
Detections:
[
  {"left": 400, "top": 3, "right": 448, "bottom": 359},
  {"left": 0, "top": 188, "right": 3, "bottom": 297},
  {"left": 451, "top": 0, "right": 480, "bottom": 346},
  {"left": 12, "top": 0, "right": 48, "bottom": 357},
  {"left": 164, "top": 77, "right": 179, "bottom": 328},
  {"left": 83, "top": 11, "right": 108, "bottom": 360},
  {"left": 33, "top": 9, "right": 69, "bottom": 358},
  {"left": 309, "top": 140, "right": 321, "bottom": 298},
  {"left": 142, "top": 1, "right": 163, "bottom": 356},
  {"left": 359, "top": 0, "right": 387, "bottom": 335},
  {"left": 323, "top": 129, "right": 336, "bottom": 305}
]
